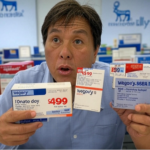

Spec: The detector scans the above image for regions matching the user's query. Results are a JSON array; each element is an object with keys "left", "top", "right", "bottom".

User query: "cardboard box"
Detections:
[
  {"left": 3, "top": 49, "right": 19, "bottom": 59},
  {"left": 74, "top": 68, "right": 104, "bottom": 112},
  {"left": 0, "top": 74, "right": 15, "bottom": 93},
  {"left": 11, "top": 82, "right": 72, "bottom": 123},
  {"left": 110, "top": 63, "right": 150, "bottom": 109},
  {"left": 0, "top": 61, "right": 34, "bottom": 74}
]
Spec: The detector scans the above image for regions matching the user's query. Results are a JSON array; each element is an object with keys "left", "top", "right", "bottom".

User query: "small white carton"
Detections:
[
  {"left": 11, "top": 82, "right": 72, "bottom": 123},
  {"left": 74, "top": 68, "right": 105, "bottom": 112},
  {"left": 110, "top": 63, "right": 150, "bottom": 109}
]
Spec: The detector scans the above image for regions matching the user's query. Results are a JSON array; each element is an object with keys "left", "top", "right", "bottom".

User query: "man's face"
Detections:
[{"left": 45, "top": 17, "right": 99, "bottom": 87}]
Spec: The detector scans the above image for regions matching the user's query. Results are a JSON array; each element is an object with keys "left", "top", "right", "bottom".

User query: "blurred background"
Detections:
[
  {"left": 0, "top": 0, "right": 150, "bottom": 63},
  {"left": 0, "top": 0, "right": 150, "bottom": 149}
]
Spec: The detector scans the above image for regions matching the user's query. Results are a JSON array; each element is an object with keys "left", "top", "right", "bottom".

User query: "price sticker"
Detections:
[
  {"left": 111, "top": 67, "right": 124, "bottom": 73},
  {"left": 48, "top": 97, "right": 68, "bottom": 105},
  {"left": 110, "top": 64, "right": 125, "bottom": 77}
]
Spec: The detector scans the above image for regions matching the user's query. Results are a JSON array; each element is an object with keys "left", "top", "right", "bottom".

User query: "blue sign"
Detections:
[
  {"left": 98, "top": 56, "right": 112, "bottom": 63},
  {"left": 0, "top": 0, "right": 17, "bottom": 11},
  {"left": 0, "top": 0, "right": 24, "bottom": 18},
  {"left": 3, "top": 48, "right": 19, "bottom": 59},
  {"left": 108, "top": 1, "right": 150, "bottom": 29},
  {"left": 137, "top": 56, "right": 150, "bottom": 64},
  {"left": 114, "top": 1, "right": 130, "bottom": 22},
  {"left": 101, "top": 0, "right": 150, "bottom": 47}
]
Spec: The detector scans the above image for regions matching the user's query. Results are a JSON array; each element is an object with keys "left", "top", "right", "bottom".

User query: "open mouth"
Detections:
[
  {"left": 58, "top": 66, "right": 72, "bottom": 75},
  {"left": 61, "top": 67, "right": 70, "bottom": 71}
]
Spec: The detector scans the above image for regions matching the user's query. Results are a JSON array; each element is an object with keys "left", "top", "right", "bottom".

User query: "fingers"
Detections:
[
  {"left": 2, "top": 131, "right": 35, "bottom": 142},
  {"left": 2, "top": 122, "right": 43, "bottom": 135},
  {"left": 128, "top": 113, "right": 150, "bottom": 126},
  {"left": 109, "top": 102, "right": 134, "bottom": 116},
  {"left": 4, "top": 139, "right": 29, "bottom": 146},
  {"left": 135, "top": 104, "right": 150, "bottom": 115},
  {"left": 109, "top": 102, "right": 113, "bottom": 108},
  {"left": 5, "top": 109, "right": 36, "bottom": 123},
  {"left": 109, "top": 102, "right": 126, "bottom": 116},
  {"left": 0, "top": 108, "right": 43, "bottom": 146},
  {"left": 129, "top": 122, "right": 150, "bottom": 135},
  {"left": 127, "top": 107, "right": 150, "bottom": 136},
  {"left": 0, "top": 108, "right": 43, "bottom": 135}
]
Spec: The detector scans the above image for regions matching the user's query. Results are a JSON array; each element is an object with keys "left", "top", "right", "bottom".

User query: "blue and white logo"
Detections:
[
  {"left": 12, "top": 90, "right": 34, "bottom": 97},
  {"left": 118, "top": 81, "right": 149, "bottom": 86},
  {"left": 108, "top": 1, "right": 150, "bottom": 29},
  {"left": 0, "top": 0, "right": 24, "bottom": 18},
  {"left": 114, "top": 1, "right": 130, "bottom": 22},
  {"left": 0, "top": 0, "right": 17, "bottom": 11}
]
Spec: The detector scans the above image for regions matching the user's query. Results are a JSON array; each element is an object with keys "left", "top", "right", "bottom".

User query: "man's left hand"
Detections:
[{"left": 110, "top": 103, "right": 150, "bottom": 148}]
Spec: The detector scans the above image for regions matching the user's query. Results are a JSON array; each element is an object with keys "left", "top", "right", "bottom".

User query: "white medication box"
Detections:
[
  {"left": 74, "top": 68, "right": 105, "bottom": 112},
  {"left": 11, "top": 82, "right": 72, "bottom": 123},
  {"left": 114, "top": 78, "right": 150, "bottom": 109},
  {"left": 110, "top": 63, "right": 150, "bottom": 109}
]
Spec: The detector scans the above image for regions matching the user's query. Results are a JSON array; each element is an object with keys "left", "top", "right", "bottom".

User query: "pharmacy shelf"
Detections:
[
  {"left": 3, "top": 57, "right": 45, "bottom": 62},
  {"left": 2, "top": 57, "right": 46, "bottom": 66},
  {"left": 96, "top": 55, "right": 112, "bottom": 63}
]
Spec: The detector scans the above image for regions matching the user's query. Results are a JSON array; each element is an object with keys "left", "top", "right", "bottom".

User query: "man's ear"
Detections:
[{"left": 93, "top": 45, "right": 100, "bottom": 64}]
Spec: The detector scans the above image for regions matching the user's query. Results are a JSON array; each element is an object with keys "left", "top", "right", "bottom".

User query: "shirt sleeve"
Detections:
[
  {"left": 0, "top": 144, "right": 18, "bottom": 149},
  {"left": 0, "top": 74, "right": 21, "bottom": 149}
]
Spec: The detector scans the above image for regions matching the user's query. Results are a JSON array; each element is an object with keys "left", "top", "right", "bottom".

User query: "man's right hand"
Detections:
[{"left": 0, "top": 108, "right": 43, "bottom": 146}]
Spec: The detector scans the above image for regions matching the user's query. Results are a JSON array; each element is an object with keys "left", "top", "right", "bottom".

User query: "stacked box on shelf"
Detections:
[
  {"left": 3, "top": 49, "right": 19, "bottom": 59},
  {"left": 0, "top": 74, "right": 15, "bottom": 94},
  {"left": 131, "top": 55, "right": 150, "bottom": 64},
  {"left": 0, "top": 61, "right": 34, "bottom": 94}
]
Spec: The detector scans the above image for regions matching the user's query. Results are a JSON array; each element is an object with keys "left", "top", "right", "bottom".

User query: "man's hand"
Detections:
[
  {"left": 110, "top": 103, "right": 150, "bottom": 148},
  {"left": 0, "top": 108, "right": 43, "bottom": 146}
]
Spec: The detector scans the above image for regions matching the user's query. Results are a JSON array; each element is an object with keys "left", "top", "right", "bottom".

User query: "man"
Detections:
[{"left": 0, "top": 0, "right": 150, "bottom": 149}]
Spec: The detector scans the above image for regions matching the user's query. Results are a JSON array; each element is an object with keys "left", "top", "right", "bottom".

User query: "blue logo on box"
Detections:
[
  {"left": 12, "top": 89, "right": 46, "bottom": 97},
  {"left": 4, "top": 49, "right": 19, "bottom": 59}
]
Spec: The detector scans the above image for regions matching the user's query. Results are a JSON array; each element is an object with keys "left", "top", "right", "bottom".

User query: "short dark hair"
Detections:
[{"left": 41, "top": 0, "right": 102, "bottom": 50}]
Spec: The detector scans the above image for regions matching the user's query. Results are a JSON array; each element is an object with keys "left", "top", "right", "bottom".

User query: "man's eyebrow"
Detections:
[
  {"left": 49, "top": 28, "right": 62, "bottom": 34},
  {"left": 73, "top": 29, "right": 88, "bottom": 35}
]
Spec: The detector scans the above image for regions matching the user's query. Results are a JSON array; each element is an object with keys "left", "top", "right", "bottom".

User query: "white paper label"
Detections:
[{"left": 74, "top": 68, "right": 105, "bottom": 112}]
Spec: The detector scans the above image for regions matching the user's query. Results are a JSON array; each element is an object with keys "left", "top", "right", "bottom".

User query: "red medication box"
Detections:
[{"left": 0, "top": 61, "right": 34, "bottom": 74}]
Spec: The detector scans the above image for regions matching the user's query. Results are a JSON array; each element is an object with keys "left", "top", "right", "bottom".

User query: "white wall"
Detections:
[
  {"left": 36, "top": 0, "right": 61, "bottom": 52},
  {"left": 36, "top": 0, "right": 102, "bottom": 52},
  {"left": 0, "top": 0, "right": 37, "bottom": 54}
]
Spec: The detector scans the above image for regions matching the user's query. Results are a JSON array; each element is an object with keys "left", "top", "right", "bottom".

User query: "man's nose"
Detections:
[{"left": 59, "top": 43, "right": 72, "bottom": 59}]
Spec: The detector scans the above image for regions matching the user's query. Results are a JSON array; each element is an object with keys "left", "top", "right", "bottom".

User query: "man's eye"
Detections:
[
  {"left": 53, "top": 38, "right": 60, "bottom": 43},
  {"left": 75, "top": 39, "right": 82, "bottom": 44}
]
